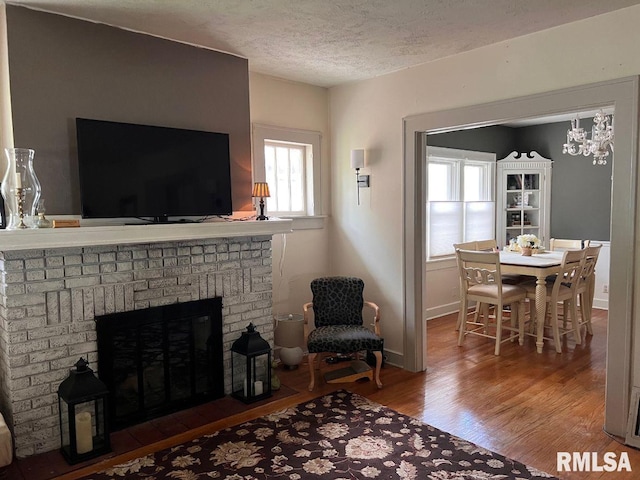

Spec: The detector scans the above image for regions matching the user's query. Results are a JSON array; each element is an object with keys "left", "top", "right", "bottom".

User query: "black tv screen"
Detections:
[{"left": 76, "top": 118, "right": 233, "bottom": 222}]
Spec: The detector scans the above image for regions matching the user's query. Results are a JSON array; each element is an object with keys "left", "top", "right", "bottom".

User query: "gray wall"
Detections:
[
  {"left": 6, "top": 6, "right": 252, "bottom": 215},
  {"left": 427, "top": 120, "right": 612, "bottom": 241},
  {"left": 514, "top": 120, "right": 611, "bottom": 241},
  {"left": 427, "top": 125, "right": 516, "bottom": 159}
]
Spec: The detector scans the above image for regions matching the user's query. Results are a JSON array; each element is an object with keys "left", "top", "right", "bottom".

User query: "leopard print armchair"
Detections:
[{"left": 304, "top": 277, "right": 383, "bottom": 391}]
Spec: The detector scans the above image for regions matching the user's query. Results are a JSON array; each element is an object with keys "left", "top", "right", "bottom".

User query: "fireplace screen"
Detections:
[{"left": 96, "top": 298, "right": 224, "bottom": 431}]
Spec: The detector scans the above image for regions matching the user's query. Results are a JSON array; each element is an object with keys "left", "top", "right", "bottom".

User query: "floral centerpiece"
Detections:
[{"left": 516, "top": 234, "right": 540, "bottom": 255}]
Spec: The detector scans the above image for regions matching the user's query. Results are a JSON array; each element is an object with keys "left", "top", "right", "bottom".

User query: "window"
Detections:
[
  {"left": 252, "top": 124, "right": 322, "bottom": 219},
  {"left": 427, "top": 146, "right": 495, "bottom": 260},
  {"left": 264, "top": 141, "right": 306, "bottom": 215}
]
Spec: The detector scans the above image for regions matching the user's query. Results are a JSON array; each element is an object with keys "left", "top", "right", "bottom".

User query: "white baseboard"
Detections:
[
  {"left": 383, "top": 349, "right": 403, "bottom": 368},
  {"left": 427, "top": 301, "right": 460, "bottom": 320},
  {"left": 592, "top": 298, "right": 609, "bottom": 310}
]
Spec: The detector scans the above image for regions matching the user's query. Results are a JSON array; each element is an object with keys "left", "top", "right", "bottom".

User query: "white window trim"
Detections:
[
  {"left": 252, "top": 124, "right": 324, "bottom": 230},
  {"left": 264, "top": 140, "right": 308, "bottom": 216},
  {"left": 426, "top": 146, "right": 496, "bottom": 262}
]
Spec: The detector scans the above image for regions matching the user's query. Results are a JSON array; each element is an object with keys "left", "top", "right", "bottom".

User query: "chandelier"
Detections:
[{"left": 562, "top": 109, "right": 614, "bottom": 165}]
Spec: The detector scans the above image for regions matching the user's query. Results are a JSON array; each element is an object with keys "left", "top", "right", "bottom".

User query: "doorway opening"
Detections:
[{"left": 403, "top": 76, "right": 638, "bottom": 439}]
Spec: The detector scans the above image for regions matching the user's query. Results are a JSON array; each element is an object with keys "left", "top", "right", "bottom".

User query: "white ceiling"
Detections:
[{"left": 6, "top": 0, "right": 640, "bottom": 88}]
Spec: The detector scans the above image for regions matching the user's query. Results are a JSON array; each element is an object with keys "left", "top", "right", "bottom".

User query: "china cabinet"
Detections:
[{"left": 496, "top": 151, "right": 552, "bottom": 248}]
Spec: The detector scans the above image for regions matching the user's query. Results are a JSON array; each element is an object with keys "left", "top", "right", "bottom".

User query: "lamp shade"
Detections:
[
  {"left": 274, "top": 314, "right": 304, "bottom": 348},
  {"left": 252, "top": 182, "right": 270, "bottom": 198},
  {"left": 350, "top": 149, "right": 365, "bottom": 169}
]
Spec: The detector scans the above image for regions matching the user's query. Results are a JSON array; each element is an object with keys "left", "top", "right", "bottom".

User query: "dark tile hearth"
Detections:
[{"left": 5, "top": 385, "right": 297, "bottom": 480}]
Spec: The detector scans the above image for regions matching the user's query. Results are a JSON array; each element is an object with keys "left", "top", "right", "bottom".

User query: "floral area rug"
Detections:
[{"left": 82, "top": 390, "right": 558, "bottom": 479}]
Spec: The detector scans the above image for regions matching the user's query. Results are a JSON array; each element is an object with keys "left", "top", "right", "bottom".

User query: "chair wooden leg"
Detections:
[
  {"left": 585, "top": 299, "right": 594, "bottom": 335},
  {"left": 569, "top": 300, "right": 582, "bottom": 345},
  {"left": 307, "top": 353, "right": 317, "bottom": 391},
  {"left": 494, "top": 307, "right": 503, "bottom": 355},
  {"left": 509, "top": 304, "right": 517, "bottom": 342},
  {"left": 518, "top": 301, "right": 526, "bottom": 345},
  {"left": 551, "top": 303, "right": 562, "bottom": 353},
  {"left": 456, "top": 300, "right": 479, "bottom": 331},
  {"left": 373, "top": 350, "right": 383, "bottom": 388},
  {"left": 457, "top": 300, "right": 468, "bottom": 346},
  {"left": 482, "top": 303, "right": 492, "bottom": 333},
  {"left": 586, "top": 277, "right": 596, "bottom": 335},
  {"left": 580, "top": 291, "right": 594, "bottom": 336},
  {"left": 456, "top": 302, "right": 466, "bottom": 331}
]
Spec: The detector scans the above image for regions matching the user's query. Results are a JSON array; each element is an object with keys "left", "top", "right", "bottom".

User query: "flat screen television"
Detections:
[{"left": 76, "top": 118, "right": 233, "bottom": 222}]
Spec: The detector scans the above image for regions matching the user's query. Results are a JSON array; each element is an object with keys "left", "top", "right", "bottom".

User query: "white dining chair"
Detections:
[
  {"left": 456, "top": 249, "right": 528, "bottom": 355},
  {"left": 523, "top": 249, "right": 587, "bottom": 353},
  {"left": 575, "top": 244, "right": 602, "bottom": 336},
  {"left": 454, "top": 239, "right": 522, "bottom": 332},
  {"left": 549, "top": 238, "right": 590, "bottom": 251}
]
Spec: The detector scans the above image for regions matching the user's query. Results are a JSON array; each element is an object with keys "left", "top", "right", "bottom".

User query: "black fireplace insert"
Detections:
[{"left": 96, "top": 298, "right": 224, "bottom": 431}]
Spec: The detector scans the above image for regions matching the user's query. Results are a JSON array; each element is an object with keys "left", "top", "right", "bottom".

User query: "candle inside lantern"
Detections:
[
  {"left": 254, "top": 380, "right": 263, "bottom": 395},
  {"left": 75, "top": 411, "right": 93, "bottom": 454},
  {"left": 14, "top": 173, "right": 22, "bottom": 189}
]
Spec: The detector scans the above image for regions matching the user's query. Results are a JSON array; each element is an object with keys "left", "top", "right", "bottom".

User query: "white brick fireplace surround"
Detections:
[{"left": 0, "top": 219, "right": 291, "bottom": 458}]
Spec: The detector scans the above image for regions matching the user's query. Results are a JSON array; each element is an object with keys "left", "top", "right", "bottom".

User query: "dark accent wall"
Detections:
[
  {"left": 427, "top": 125, "right": 516, "bottom": 159},
  {"left": 6, "top": 6, "right": 252, "bottom": 215},
  {"left": 427, "top": 120, "right": 612, "bottom": 241},
  {"left": 514, "top": 120, "right": 611, "bottom": 241}
]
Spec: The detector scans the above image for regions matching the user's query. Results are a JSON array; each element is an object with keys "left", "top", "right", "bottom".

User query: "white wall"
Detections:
[
  {"left": 593, "top": 242, "right": 611, "bottom": 310},
  {"left": 249, "top": 72, "right": 331, "bottom": 319},
  {"left": 328, "top": 5, "right": 640, "bottom": 364}
]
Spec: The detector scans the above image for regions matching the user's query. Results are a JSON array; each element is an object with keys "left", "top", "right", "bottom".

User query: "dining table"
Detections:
[{"left": 499, "top": 250, "right": 565, "bottom": 353}]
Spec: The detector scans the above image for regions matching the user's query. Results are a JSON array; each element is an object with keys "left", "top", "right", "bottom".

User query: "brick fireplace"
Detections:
[{"left": 0, "top": 220, "right": 291, "bottom": 458}]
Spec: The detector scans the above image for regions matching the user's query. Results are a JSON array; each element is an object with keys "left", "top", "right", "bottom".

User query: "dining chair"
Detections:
[
  {"left": 575, "top": 244, "right": 602, "bottom": 336},
  {"left": 475, "top": 239, "right": 498, "bottom": 251},
  {"left": 454, "top": 241, "right": 482, "bottom": 330},
  {"left": 453, "top": 239, "right": 522, "bottom": 331},
  {"left": 456, "top": 249, "right": 528, "bottom": 355},
  {"left": 549, "top": 238, "right": 590, "bottom": 250},
  {"left": 476, "top": 239, "right": 523, "bottom": 284},
  {"left": 523, "top": 249, "right": 587, "bottom": 353}
]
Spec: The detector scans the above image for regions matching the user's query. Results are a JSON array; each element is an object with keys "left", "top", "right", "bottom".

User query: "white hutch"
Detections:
[{"left": 496, "top": 151, "right": 552, "bottom": 248}]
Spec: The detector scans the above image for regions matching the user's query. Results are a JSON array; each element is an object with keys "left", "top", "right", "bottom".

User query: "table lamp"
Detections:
[{"left": 252, "top": 182, "right": 270, "bottom": 220}]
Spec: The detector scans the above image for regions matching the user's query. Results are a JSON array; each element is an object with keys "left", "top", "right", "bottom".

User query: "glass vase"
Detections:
[{"left": 1, "top": 148, "right": 42, "bottom": 229}]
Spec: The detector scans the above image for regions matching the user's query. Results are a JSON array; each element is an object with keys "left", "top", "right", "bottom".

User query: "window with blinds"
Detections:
[{"left": 427, "top": 146, "right": 496, "bottom": 260}]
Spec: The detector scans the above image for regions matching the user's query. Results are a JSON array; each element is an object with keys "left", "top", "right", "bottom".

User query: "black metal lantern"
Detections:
[
  {"left": 231, "top": 323, "right": 272, "bottom": 403},
  {"left": 57, "top": 358, "right": 111, "bottom": 464}
]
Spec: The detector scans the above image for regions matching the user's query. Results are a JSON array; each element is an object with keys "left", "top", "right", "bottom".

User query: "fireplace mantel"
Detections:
[
  {"left": 0, "top": 219, "right": 288, "bottom": 458},
  {"left": 0, "top": 218, "right": 292, "bottom": 251}
]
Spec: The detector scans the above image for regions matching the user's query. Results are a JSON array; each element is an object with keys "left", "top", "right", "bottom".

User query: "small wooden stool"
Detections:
[{"left": 324, "top": 360, "right": 373, "bottom": 384}]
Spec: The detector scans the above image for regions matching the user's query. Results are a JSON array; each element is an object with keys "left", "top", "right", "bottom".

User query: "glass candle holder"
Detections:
[
  {"left": 1, "top": 148, "right": 41, "bottom": 229},
  {"left": 36, "top": 198, "right": 52, "bottom": 228}
]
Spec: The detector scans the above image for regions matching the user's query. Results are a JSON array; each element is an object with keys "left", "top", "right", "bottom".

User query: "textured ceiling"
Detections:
[{"left": 6, "top": 0, "right": 640, "bottom": 87}]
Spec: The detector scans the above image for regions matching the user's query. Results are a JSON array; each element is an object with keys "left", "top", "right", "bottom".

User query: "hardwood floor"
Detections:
[
  {"left": 419, "top": 309, "right": 638, "bottom": 480},
  {"left": 12, "top": 307, "right": 640, "bottom": 479}
]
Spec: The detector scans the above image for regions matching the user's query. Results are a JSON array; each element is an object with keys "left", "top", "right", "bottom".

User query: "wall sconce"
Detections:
[
  {"left": 350, "top": 149, "right": 370, "bottom": 205},
  {"left": 252, "top": 182, "right": 270, "bottom": 220}
]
